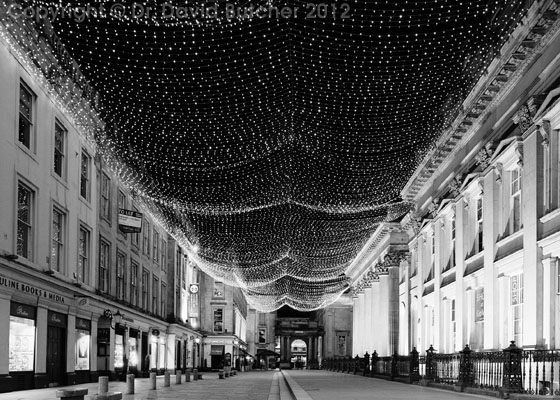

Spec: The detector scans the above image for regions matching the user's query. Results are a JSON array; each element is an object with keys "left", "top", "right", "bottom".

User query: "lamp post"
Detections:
[{"left": 194, "top": 337, "right": 201, "bottom": 368}]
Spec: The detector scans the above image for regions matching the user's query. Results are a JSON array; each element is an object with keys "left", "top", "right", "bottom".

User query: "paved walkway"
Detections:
[
  {"left": 0, "top": 369, "right": 510, "bottom": 400},
  {"left": 283, "top": 370, "right": 499, "bottom": 400},
  {"left": 0, "top": 371, "right": 282, "bottom": 400}
]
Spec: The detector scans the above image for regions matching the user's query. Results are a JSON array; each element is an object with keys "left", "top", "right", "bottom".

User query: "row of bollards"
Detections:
[
  {"left": 125, "top": 369, "right": 201, "bottom": 394},
  {"left": 219, "top": 366, "right": 237, "bottom": 379}
]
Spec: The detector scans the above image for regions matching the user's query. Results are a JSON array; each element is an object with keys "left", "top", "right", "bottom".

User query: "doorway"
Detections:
[{"left": 47, "top": 325, "right": 66, "bottom": 386}]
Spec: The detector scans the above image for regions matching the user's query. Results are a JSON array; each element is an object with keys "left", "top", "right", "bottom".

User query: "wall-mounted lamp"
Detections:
[
  {"left": 194, "top": 337, "right": 201, "bottom": 344},
  {"left": 233, "top": 339, "right": 239, "bottom": 345},
  {"left": 103, "top": 309, "right": 123, "bottom": 329}
]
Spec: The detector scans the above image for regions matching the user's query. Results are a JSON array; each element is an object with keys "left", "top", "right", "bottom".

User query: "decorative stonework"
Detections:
[
  {"left": 474, "top": 145, "right": 493, "bottom": 170},
  {"left": 539, "top": 121, "right": 551, "bottom": 148},
  {"left": 515, "top": 145, "right": 524, "bottom": 167},
  {"left": 495, "top": 163, "right": 503, "bottom": 185},
  {"left": 428, "top": 198, "right": 440, "bottom": 217},
  {"left": 513, "top": 96, "right": 545, "bottom": 132},
  {"left": 448, "top": 176, "right": 462, "bottom": 197}
]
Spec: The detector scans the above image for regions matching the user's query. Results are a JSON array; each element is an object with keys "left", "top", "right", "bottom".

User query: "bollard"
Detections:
[
  {"left": 99, "top": 376, "right": 109, "bottom": 395},
  {"left": 193, "top": 368, "right": 198, "bottom": 381},
  {"left": 126, "top": 374, "right": 135, "bottom": 394},
  {"left": 218, "top": 369, "right": 224, "bottom": 379},
  {"left": 149, "top": 372, "right": 157, "bottom": 390},
  {"left": 164, "top": 371, "right": 170, "bottom": 387},
  {"left": 175, "top": 369, "right": 182, "bottom": 384},
  {"left": 185, "top": 369, "right": 191, "bottom": 382}
]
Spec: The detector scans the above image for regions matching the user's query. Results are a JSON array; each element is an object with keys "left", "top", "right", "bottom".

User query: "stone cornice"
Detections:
[{"left": 401, "top": 0, "right": 560, "bottom": 203}]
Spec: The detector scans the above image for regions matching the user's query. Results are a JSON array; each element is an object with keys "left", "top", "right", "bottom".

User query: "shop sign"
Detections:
[
  {"left": 1, "top": 274, "right": 66, "bottom": 304},
  {"left": 48, "top": 311, "right": 67, "bottom": 328},
  {"left": 10, "top": 302, "right": 36, "bottom": 319},
  {"left": 76, "top": 318, "right": 91, "bottom": 330},
  {"left": 118, "top": 209, "right": 143, "bottom": 233}
]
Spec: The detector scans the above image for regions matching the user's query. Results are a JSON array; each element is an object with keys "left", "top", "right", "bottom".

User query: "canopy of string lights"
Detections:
[{"left": 0, "top": 0, "right": 530, "bottom": 311}]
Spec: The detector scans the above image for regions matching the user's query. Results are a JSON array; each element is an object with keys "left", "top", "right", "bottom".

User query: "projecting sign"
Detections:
[{"left": 118, "top": 209, "right": 143, "bottom": 233}]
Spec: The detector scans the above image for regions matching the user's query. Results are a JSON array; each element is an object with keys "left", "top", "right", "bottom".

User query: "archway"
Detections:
[{"left": 290, "top": 339, "right": 307, "bottom": 369}]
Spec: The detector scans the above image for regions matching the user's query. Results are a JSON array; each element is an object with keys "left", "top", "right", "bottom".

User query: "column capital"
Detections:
[{"left": 377, "top": 252, "right": 408, "bottom": 274}]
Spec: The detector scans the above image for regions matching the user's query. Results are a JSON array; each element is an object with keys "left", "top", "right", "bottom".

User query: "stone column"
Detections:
[{"left": 379, "top": 253, "right": 403, "bottom": 356}]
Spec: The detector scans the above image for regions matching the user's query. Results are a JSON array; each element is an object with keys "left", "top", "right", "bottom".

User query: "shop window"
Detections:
[
  {"left": 9, "top": 303, "right": 36, "bottom": 372},
  {"left": 18, "top": 81, "right": 35, "bottom": 151},
  {"left": 17, "top": 183, "right": 34, "bottom": 260},
  {"left": 75, "top": 318, "right": 91, "bottom": 371}
]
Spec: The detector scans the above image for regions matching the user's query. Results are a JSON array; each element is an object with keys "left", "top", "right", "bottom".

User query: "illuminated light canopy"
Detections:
[{"left": 0, "top": 0, "right": 531, "bottom": 311}]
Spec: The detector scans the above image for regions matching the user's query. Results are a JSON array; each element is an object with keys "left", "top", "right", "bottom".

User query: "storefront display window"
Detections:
[
  {"left": 114, "top": 334, "right": 124, "bottom": 368},
  {"left": 128, "top": 336, "right": 138, "bottom": 368},
  {"left": 75, "top": 329, "right": 90, "bottom": 370},
  {"left": 9, "top": 316, "right": 36, "bottom": 372}
]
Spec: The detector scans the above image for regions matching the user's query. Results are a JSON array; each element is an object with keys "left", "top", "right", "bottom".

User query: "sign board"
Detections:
[{"left": 118, "top": 209, "right": 142, "bottom": 233}]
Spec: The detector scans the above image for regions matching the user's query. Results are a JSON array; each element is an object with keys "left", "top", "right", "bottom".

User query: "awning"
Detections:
[
  {"left": 210, "top": 345, "right": 225, "bottom": 355},
  {"left": 256, "top": 349, "right": 280, "bottom": 357}
]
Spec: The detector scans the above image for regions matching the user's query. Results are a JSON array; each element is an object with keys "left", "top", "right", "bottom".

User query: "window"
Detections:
[
  {"left": 161, "top": 283, "right": 167, "bottom": 318},
  {"left": 51, "top": 208, "right": 65, "bottom": 271},
  {"left": 511, "top": 274, "right": 524, "bottom": 345},
  {"left": 450, "top": 217, "right": 456, "bottom": 267},
  {"left": 116, "top": 252, "right": 126, "bottom": 300},
  {"left": 511, "top": 168, "right": 522, "bottom": 233},
  {"left": 18, "top": 82, "right": 35, "bottom": 150},
  {"left": 153, "top": 230, "right": 159, "bottom": 263},
  {"left": 152, "top": 277, "right": 159, "bottom": 315},
  {"left": 161, "top": 239, "right": 166, "bottom": 271},
  {"left": 100, "top": 173, "right": 111, "bottom": 221},
  {"left": 143, "top": 220, "right": 150, "bottom": 256},
  {"left": 258, "top": 327, "right": 267, "bottom": 344},
  {"left": 213, "top": 308, "right": 224, "bottom": 332},
  {"left": 117, "top": 191, "right": 126, "bottom": 235},
  {"left": 53, "top": 121, "right": 66, "bottom": 178},
  {"left": 80, "top": 151, "right": 91, "bottom": 201},
  {"left": 17, "top": 183, "right": 34, "bottom": 259},
  {"left": 131, "top": 206, "right": 140, "bottom": 247},
  {"left": 142, "top": 269, "right": 149, "bottom": 310},
  {"left": 476, "top": 197, "right": 483, "bottom": 253},
  {"left": 213, "top": 281, "right": 225, "bottom": 298},
  {"left": 78, "top": 226, "right": 90, "bottom": 284},
  {"left": 98, "top": 239, "right": 110, "bottom": 292},
  {"left": 130, "top": 261, "right": 139, "bottom": 306}
]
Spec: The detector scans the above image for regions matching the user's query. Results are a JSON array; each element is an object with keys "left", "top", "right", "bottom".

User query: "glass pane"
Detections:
[{"left": 9, "top": 316, "right": 36, "bottom": 372}]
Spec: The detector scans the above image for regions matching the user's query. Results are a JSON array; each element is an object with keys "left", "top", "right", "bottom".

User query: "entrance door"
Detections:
[{"left": 47, "top": 326, "right": 65, "bottom": 386}]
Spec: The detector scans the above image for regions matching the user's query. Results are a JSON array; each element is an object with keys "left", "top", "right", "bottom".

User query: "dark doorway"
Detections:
[
  {"left": 141, "top": 332, "right": 148, "bottom": 376},
  {"left": 47, "top": 325, "right": 66, "bottom": 386},
  {"left": 176, "top": 340, "right": 181, "bottom": 370}
]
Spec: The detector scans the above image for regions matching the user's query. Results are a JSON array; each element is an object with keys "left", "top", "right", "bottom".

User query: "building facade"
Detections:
[
  {"left": 351, "top": 0, "right": 560, "bottom": 360},
  {"left": 0, "top": 19, "right": 203, "bottom": 392}
]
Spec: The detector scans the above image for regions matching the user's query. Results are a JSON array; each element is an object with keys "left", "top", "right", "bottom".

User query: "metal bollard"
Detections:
[
  {"left": 126, "top": 374, "right": 135, "bottom": 394},
  {"left": 98, "top": 376, "right": 109, "bottom": 394},
  {"left": 149, "top": 372, "right": 157, "bottom": 390},
  {"left": 164, "top": 371, "right": 171, "bottom": 387},
  {"left": 193, "top": 368, "right": 199, "bottom": 381},
  {"left": 175, "top": 369, "right": 182, "bottom": 384},
  {"left": 185, "top": 369, "right": 191, "bottom": 382},
  {"left": 218, "top": 369, "right": 224, "bottom": 379}
]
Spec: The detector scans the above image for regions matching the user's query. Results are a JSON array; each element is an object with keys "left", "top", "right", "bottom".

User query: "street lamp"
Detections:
[{"left": 103, "top": 309, "right": 123, "bottom": 329}]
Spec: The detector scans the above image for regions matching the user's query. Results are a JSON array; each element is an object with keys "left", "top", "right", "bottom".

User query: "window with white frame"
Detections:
[
  {"left": 153, "top": 230, "right": 159, "bottom": 263},
  {"left": 116, "top": 252, "right": 126, "bottom": 300},
  {"left": 142, "top": 268, "right": 149, "bottom": 310},
  {"left": 51, "top": 208, "right": 65, "bottom": 271},
  {"left": 78, "top": 225, "right": 90, "bottom": 284},
  {"left": 510, "top": 167, "right": 522, "bottom": 233},
  {"left": 161, "top": 283, "right": 167, "bottom": 318},
  {"left": 511, "top": 274, "right": 523, "bottom": 346},
  {"left": 130, "top": 260, "right": 138, "bottom": 306},
  {"left": 100, "top": 173, "right": 111, "bottom": 221},
  {"left": 17, "top": 183, "right": 34, "bottom": 259},
  {"left": 98, "top": 238, "right": 110, "bottom": 292},
  {"left": 53, "top": 121, "right": 66, "bottom": 178},
  {"left": 143, "top": 220, "right": 150, "bottom": 256},
  {"left": 476, "top": 197, "right": 483, "bottom": 253},
  {"left": 18, "top": 81, "right": 35, "bottom": 150},
  {"left": 152, "top": 276, "right": 159, "bottom": 315},
  {"left": 80, "top": 151, "right": 91, "bottom": 201}
]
